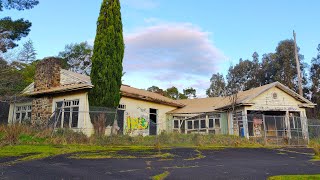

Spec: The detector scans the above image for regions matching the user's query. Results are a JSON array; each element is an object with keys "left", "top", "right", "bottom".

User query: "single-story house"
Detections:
[{"left": 8, "top": 58, "right": 316, "bottom": 143}]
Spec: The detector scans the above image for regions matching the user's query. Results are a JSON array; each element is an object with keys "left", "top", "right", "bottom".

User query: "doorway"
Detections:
[{"left": 149, "top": 108, "right": 157, "bottom": 135}]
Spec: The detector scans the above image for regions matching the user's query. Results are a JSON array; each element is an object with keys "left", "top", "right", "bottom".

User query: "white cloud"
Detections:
[
  {"left": 122, "top": 22, "right": 227, "bottom": 96},
  {"left": 124, "top": 23, "right": 226, "bottom": 75}
]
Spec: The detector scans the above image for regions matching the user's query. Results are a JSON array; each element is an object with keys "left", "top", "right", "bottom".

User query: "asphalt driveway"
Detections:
[{"left": 0, "top": 148, "right": 319, "bottom": 180}]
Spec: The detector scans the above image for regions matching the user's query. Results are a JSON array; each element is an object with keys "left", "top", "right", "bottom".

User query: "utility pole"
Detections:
[{"left": 293, "top": 30, "right": 303, "bottom": 96}]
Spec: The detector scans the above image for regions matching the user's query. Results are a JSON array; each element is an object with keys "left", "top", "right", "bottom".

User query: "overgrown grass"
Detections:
[
  {"left": 309, "top": 139, "right": 320, "bottom": 160},
  {"left": 0, "top": 124, "right": 265, "bottom": 162},
  {"left": 268, "top": 174, "right": 320, "bottom": 180},
  {"left": 151, "top": 171, "right": 170, "bottom": 180},
  {"left": 0, "top": 124, "right": 265, "bottom": 148}
]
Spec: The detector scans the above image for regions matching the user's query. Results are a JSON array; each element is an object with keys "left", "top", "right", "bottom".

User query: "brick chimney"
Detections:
[
  {"left": 34, "top": 57, "right": 61, "bottom": 92},
  {"left": 31, "top": 57, "right": 61, "bottom": 126}
]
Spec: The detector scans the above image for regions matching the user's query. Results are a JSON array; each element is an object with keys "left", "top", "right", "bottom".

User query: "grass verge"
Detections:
[
  {"left": 268, "top": 174, "right": 320, "bottom": 180},
  {"left": 151, "top": 171, "right": 170, "bottom": 180}
]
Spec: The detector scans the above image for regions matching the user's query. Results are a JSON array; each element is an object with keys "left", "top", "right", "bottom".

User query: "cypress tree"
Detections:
[{"left": 89, "top": 0, "right": 124, "bottom": 108}]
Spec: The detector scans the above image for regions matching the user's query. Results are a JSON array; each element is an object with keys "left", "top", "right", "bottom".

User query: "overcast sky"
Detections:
[{"left": 4, "top": 0, "right": 320, "bottom": 96}]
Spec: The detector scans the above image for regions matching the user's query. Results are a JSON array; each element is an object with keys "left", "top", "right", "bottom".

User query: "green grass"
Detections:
[
  {"left": 0, "top": 144, "right": 155, "bottom": 163},
  {"left": 151, "top": 171, "right": 170, "bottom": 180},
  {"left": 268, "top": 174, "right": 320, "bottom": 180}
]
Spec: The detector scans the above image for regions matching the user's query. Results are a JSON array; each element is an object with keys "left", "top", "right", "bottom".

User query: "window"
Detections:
[
  {"left": 194, "top": 120, "right": 199, "bottom": 129},
  {"left": 174, "top": 120, "right": 179, "bottom": 129},
  {"left": 118, "top": 104, "right": 126, "bottom": 110},
  {"left": 208, "top": 113, "right": 221, "bottom": 129},
  {"left": 201, "top": 120, "right": 206, "bottom": 128},
  {"left": 209, "top": 119, "right": 214, "bottom": 128},
  {"left": 215, "top": 118, "right": 220, "bottom": 128},
  {"left": 15, "top": 105, "right": 32, "bottom": 124},
  {"left": 187, "top": 121, "right": 193, "bottom": 129},
  {"left": 55, "top": 99, "right": 79, "bottom": 128}
]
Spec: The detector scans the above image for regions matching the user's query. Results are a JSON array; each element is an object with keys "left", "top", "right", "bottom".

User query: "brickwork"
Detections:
[
  {"left": 31, "top": 97, "right": 53, "bottom": 125},
  {"left": 31, "top": 57, "right": 61, "bottom": 126},
  {"left": 34, "top": 58, "right": 61, "bottom": 92}
]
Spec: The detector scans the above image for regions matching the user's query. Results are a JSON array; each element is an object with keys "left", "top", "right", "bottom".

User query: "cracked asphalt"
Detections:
[{"left": 0, "top": 148, "right": 319, "bottom": 180}]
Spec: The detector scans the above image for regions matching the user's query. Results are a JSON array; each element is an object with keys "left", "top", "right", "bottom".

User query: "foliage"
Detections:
[
  {"left": 309, "top": 44, "right": 320, "bottom": 118},
  {"left": 58, "top": 41, "right": 92, "bottom": 75},
  {"left": 183, "top": 87, "right": 196, "bottom": 98},
  {"left": 147, "top": 86, "right": 196, "bottom": 99},
  {"left": 89, "top": 0, "right": 124, "bottom": 108},
  {"left": 147, "top": 86, "right": 166, "bottom": 96},
  {"left": 0, "top": 58, "right": 25, "bottom": 96},
  {"left": 18, "top": 39, "right": 36, "bottom": 63},
  {"left": 0, "top": 0, "right": 39, "bottom": 53},
  {"left": 206, "top": 73, "right": 226, "bottom": 97}
]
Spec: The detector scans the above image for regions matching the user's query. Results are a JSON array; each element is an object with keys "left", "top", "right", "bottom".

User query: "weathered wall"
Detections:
[
  {"left": 31, "top": 58, "right": 62, "bottom": 126},
  {"left": 31, "top": 97, "right": 53, "bottom": 125},
  {"left": 118, "top": 97, "right": 178, "bottom": 136},
  {"left": 34, "top": 58, "right": 61, "bottom": 92},
  {"left": 246, "top": 87, "right": 305, "bottom": 112}
]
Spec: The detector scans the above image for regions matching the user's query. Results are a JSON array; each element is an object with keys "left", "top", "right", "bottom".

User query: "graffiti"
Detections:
[{"left": 126, "top": 116, "right": 149, "bottom": 131}]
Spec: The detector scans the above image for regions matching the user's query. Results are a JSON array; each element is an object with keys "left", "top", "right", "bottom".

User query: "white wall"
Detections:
[
  {"left": 52, "top": 91, "right": 93, "bottom": 136},
  {"left": 119, "top": 97, "right": 178, "bottom": 136}
]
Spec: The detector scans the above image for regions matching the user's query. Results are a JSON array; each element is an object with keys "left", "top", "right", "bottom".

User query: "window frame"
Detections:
[
  {"left": 55, "top": 99, "right": 80, "bottom": 128},
  {"left": 15, "top": 105, "right": 32, "bottom": 123}
]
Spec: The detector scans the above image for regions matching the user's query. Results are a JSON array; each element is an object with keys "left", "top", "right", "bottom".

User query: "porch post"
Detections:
[
  {"left": 285, "top": 111, "right": 291, "bottom": 139},
  {"left": 300, "top": 111, "right": 309, "bottom": 142}
]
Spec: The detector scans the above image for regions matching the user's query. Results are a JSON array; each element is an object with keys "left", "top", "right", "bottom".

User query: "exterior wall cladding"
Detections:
[{"left": 31, "top": 58, "right": 61, "bottom": 125}]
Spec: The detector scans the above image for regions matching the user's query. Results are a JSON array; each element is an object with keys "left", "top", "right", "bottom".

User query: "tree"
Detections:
[
  {"left": 19, "top": 39, "right": 36, "bottom": 63},
  {"left": 0, "top": 0, "right": 39, "bottom": 53},
  {"left": 309, "top": 44, "right": 320, "bottom": 118},
  {"left": 207, "top": 73, "right": 226, "bottom": 97},
  {"left": 165, "top": 86, "right": 179, "bottom": 100},
  {"left": 89, "top": 0, "right": 124, "bottom": 108},
  {"left": 273, "top": 40, "right": 306, "bottom": 92},
  {"left": 183, "top": 87, "right": 196, "bottom": 99},
  {"left": 147, "top": 86, "right": 165, "bottom": 96},
  {"left": 59, "top": 42, "right": 92, "bottom": 75},
  {"left": 226, "top": 59, "right": 258, "bottom": 92},
  {"left": 0, "top": 57, "right": 25, "bottom": 96}
]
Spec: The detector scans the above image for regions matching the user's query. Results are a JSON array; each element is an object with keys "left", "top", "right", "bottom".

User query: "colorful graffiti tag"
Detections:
[{"left": 126, "top": 116, "right": 149, "bottom": 131}]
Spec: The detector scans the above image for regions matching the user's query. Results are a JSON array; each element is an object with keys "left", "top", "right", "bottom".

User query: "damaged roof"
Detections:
[
  {"left": 21, "top": 69, "right": 184, "bottom": 107},
  {"left": 169, "top": 82, "right": 315, "bottom": 114}
]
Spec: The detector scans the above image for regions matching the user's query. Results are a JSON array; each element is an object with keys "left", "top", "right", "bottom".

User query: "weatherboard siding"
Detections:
[{"left": 247, "top": 87, "right": 304, "bottom": 112}]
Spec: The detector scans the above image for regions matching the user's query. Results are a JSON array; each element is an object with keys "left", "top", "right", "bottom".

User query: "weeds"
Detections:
[{"left": 151, "top": 171, "right": 170, "bottom": 180}]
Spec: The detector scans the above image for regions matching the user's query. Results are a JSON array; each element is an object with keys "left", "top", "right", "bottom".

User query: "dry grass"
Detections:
[{"left": 0, "top": 124, "right": 264, "bottom": 148}]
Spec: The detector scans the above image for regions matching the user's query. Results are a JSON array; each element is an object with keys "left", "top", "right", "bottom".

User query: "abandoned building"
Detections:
[{"left": 7, "top": 58, "right": 316, "bottom": 144}]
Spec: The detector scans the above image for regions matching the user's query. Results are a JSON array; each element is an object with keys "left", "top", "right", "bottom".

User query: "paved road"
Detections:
[{"left": 0, "top": 148, "right": 319, "bottom": 180}]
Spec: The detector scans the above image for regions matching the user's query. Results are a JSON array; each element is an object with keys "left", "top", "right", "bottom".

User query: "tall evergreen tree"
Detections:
[{"left": 89, "top": 0, "right": 124, "bottom": 108}]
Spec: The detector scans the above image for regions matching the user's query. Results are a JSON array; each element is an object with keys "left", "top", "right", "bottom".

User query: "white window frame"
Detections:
[
  {"left": 15, "top": 105, "right": 32, "bottom": 123},
  {"left": 55, "top": 99, "right": 80, "bottom": 128}
]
